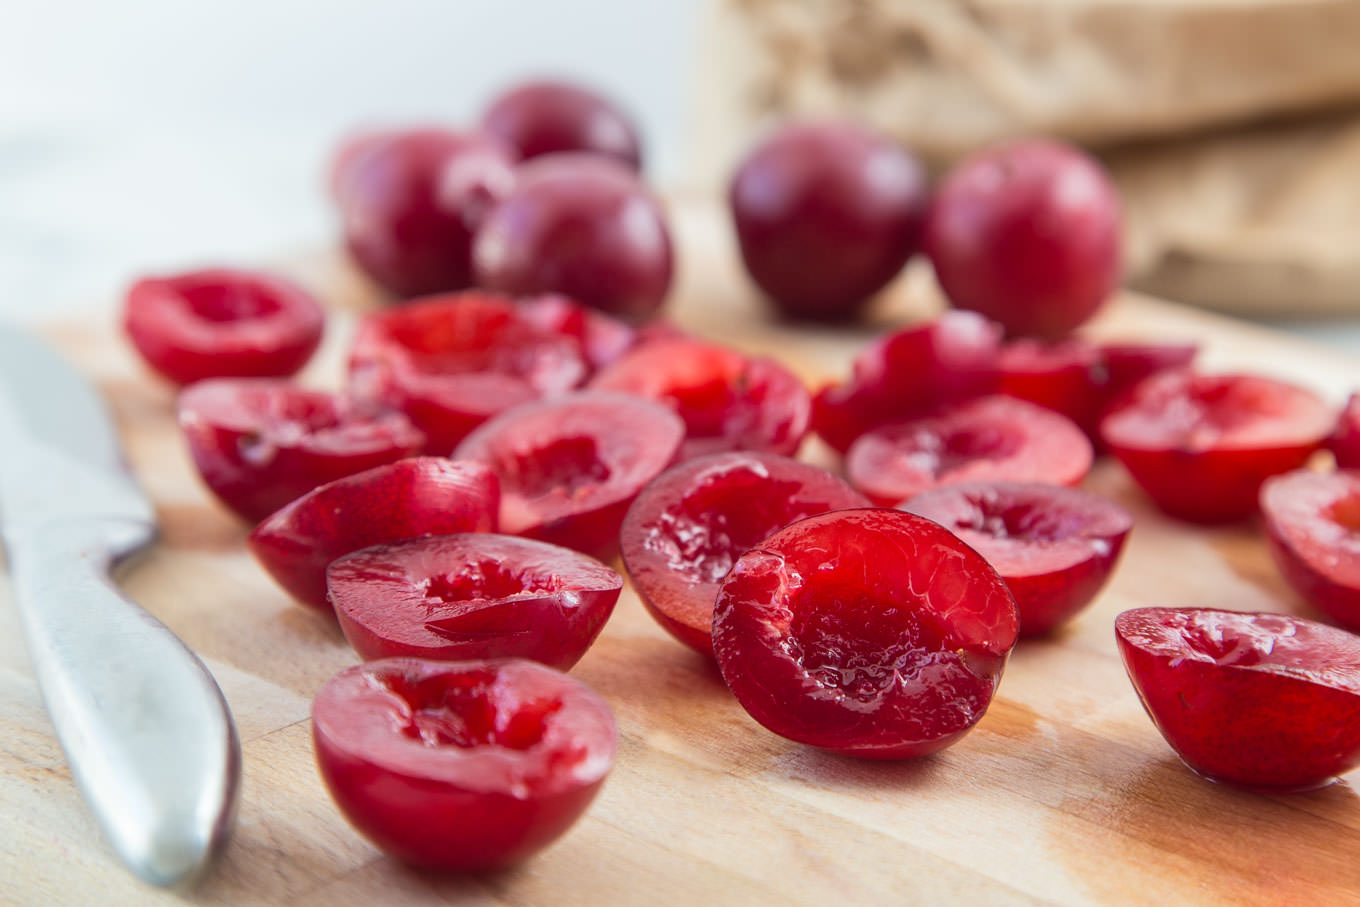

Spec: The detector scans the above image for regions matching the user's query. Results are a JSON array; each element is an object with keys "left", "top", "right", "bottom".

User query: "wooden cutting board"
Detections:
[{"left": 4, "top": 201, "right": 1360, "bottom": 906}]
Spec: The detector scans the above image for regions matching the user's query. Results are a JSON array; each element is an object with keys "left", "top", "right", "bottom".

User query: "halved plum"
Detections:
[
  {"left": 1100, "top": 370, "right": 1333, "bottom": 522},
  {"left": 713, "top": 508, "right": 1019, "bottom": 758},
  {"left": 588, "top": 337, "right": 810, "bottom": 460},
  {"left": 313, "top": 657, "right": 616, "bottom": 871},
  {"left": 1115, "top": 607, "right": 1360, "bottom": 791},
  {"left": 1332, "top": 394, "right": 1360, "bottom": 469},
  {"left": 620, "top": 452, "right": 870, "bottom": 655},
  {"left": 517, "top": 294, "right": 641, "bottom": 376},
  {"left": 348, "top": 291, "right": 589, "bottom": 452},
  {"left": 248, "top": 457, "right": 498, "bottom": 611},
  {"left": 1261, "top": 469, "right": 1360, "bottom": 631},
  {"left": 902, "top": 481, "right": 1132, "bottom": 636},
  {"left": 123, "top": 268, "right": 325, "bottom": 386},
  {"left": 328, "top": 533, "right": 621, "bottom": 670},
  {"left": 846, "top": 395, "right": 1093, "bottom": 506},
  {"left": 811, "top": 311, "right": 1002, "bottom": 453},
  {"left": 178, "top": 379, "right": 425, "bottom": 522},
  {"left": 454, "top": 391, "right": 684, "bottom": 560}
]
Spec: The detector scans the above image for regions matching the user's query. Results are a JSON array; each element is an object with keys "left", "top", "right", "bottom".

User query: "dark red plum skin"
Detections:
[
  {"left": 481, "top": 78, "right": 642, "bottom": 170},
  {"left": 713, "top": 508, "right": 1019, "bottom": 758},
  {"left": 729, "top": 119, "right": 929, "bottom": 322},
  {"left": 248, "top": 457, "right": 499, "bottom": 611},
  {"left": 620, "top": 452, "right": 870, "bottom": 655},
  {"left": 1115, "top": 607, "right": 1360, "bottom": 791},
  {"left": 925, "top": 138, "right": 1122, "bottom": 340},
  {"left": 1261, "top": 469, "right": 1360, "bottom": 631},
  {"left": 312, "top": 658, "right": 616, "bottom": 871},
  {"left": 123, "top": 268, "right": 325, "bottom": 386},
  {"left": 902, "top": 481, "right": 1132, "bottom": 637},
  {"left": 1333, "top": 394, "right": 1360, "bottom": 469}
]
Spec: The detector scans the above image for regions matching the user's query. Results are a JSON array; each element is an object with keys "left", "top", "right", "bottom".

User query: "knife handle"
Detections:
[{"left": 6, "top": 519, "right": 241, "bottom": 887}]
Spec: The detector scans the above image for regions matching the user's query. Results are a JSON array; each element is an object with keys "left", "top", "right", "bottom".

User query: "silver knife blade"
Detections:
[{"left": 0, "top": 324, "right": 240, "bottom": 887}]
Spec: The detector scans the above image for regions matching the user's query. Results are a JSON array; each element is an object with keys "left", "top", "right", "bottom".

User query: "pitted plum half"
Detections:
[
  {"left": 588, "top": 337, "right": 810, "bottom": 460},
  {"left": 845, "top": 395, "right": 1093, "bottom": 505},
  {"left": 902, "top": 481, "right": 1132, "bottom": 637},
  {"left": 620, "top": 452, "right": 870, "bottom": 655},
  {"left": 812, "top": 311, "right": 1002, "bottom": 453},
  {"left": 1115, "top": 607, "right": 1360, "bottom": 791},
  {"left": 712, "top": 508, "right": 1020, "bottom": 758},
  {"left": 1100, "top": 370, "right": 1333, "bottom": 522},
  {"left": 123, "top": 268, "right": 325, "bottom": 386},
  {"left": 248, "top": 457, "right": 498, "bottom": 611},
  {"left": 1332, "top": 394, "right": 1360, "bottom": 469},
  {"left": 327, "top": 533, "right": 621, "bottom": 670},
  {"left": 1261, "top": 469, "right": 1360, "bottom": 631},
  {"left": 312, "top": 657, "right": 616, "bottom": 871},
  {"left": 454, "top": 391, "right": 685, "bottom": 559},
  {"left": 348, "top": 291, "right": 590, "bottom": 452},
  {"left": 178, "top": 379, "right": 425, "bottom": 522}
]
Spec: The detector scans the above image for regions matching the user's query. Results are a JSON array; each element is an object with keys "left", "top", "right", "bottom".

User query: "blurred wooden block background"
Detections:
[{"left": 692, "top": 0, "right": 1360, "bottom": 318}]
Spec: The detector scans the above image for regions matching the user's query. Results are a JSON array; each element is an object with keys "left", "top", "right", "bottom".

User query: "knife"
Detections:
[{"left": 0, "top": 325, "right": 240, "bottom": 887}]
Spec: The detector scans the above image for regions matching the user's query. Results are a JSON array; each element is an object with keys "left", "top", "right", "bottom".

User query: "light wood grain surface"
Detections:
[{"left": 4, "top": 202, "right": 1360, "bottom": 906}]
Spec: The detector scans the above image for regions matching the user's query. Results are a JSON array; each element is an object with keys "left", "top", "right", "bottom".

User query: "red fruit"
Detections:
[
  {"left": 729, "top": 120, "right": 929, "bottom": 322},
  {"left": 329, "top": 534, "right": 621, "bottom": 669},
  {"left": 481, "top": 78, "right": 642, "bottom": 170},
  {"left": 1332, "top": 394, "right": 1360, "bottom": 469},
  {"left": 247, "top": 457, "right": 498, "bottom": 611},
  {"left": 178, "top": 379, "right": 424, "bottom": 522},
  {"left": 348, "top": 291, "right": 589, "bottom": 452},
  {"left": 997, "top": 338, "right": 1103, "bottom": 434},
  {"left": 336, "top": 128, "right": 517, "bottom": 298},
  {"left": 1100, "top": 370, "right": 1333, "bottom": 522},
  {"left": 454, "top": 391, "right": 684, "bottom": 559},
  {"left": 1261, "top": 469, "right": 1360, "bottom": 630},
  {"left": 313, "top": 657, "right": 616, "bottom": 870},
  {"left": 926, "top": 139, "right": 1122, "bottom": 339},
  {"left": 588, "top": 337, "right": 810, "bottom": 460},
  {"left": 1099, "top": 340, "right": 1198, "bottom": 401},
  {"left": 620, "top": 452, "right": 870, "bottom": 655},
  {"left": 472, "top": 154, "right": 673, "bottom": 320},
  {"left": 812, "top": 311, "right": 1003, "bottom": 453},
  {"left": 1115, "top": 607, "right": 1360, "bottom": 791},
  {"left": 713, "top": 508, "right": 1019, "bottom": 758},
  {"left": 902, "top": 482, "right": 1132, "bottom": 636},
  {"left": 517, "top": 294, "right": 641, "bottom": 376},
  {"left": 123, "top": 268, "right": 324, "bottom": 386},
  {"left": 846, "top": 395, "right": 1093, "bottom": 506}
]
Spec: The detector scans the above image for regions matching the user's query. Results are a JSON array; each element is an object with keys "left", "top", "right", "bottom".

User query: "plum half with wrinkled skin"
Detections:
[
  {"left": 620, "top": 452, "right": 870, "bottom": 655},
  {"left": 902, "top": 481, "right": 1132, "bottom": 637},
  {"left": 713, "top": 508, "right": 1020, "bottom": 758},
  {"left": 328, "top": 533, "right": 621, "bottom": 670},
  {"left": 1115, "top": 607, "right": 1360, "bottom": 791},
  {"left": 1261, "top": 469, "right": 1360, "bottom": 631}
]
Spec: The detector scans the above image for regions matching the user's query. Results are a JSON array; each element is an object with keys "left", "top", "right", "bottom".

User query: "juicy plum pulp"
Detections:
[
  {"left": 503, "top": 436, "right": 612, "bottom": 499},
  {"left": 422, "top": 558, "right": 563, "bottom": 607},
  {"left": 896, "top": 424, "right": 1022, "bottom": 476},
  {"left": 179, "top": 281, "right": 283, "bottom": 322},
  {"left": 380, "top": 669, "right": 562, "bottom": 751}
]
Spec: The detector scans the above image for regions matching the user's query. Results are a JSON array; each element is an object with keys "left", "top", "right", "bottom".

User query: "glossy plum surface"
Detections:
[
  {"left": 903, "top": 481, "right": 1132, "bottom": 637},
  {"left": 481, "top": 78, "right": 642, "bottom": 170},
  {"left": 729, "top": 120, "right": 929, "bottom": 321},
  {"left": 1115, "top": 607, "right": 1360, "bottom": 790},
  {"left": 329, "top": 534, "right": 621, "bottom": 669},
  {"left": 620, "top": 452, "right": 870, "bottom": 655},
  {"left": 925, "top": 139, "right": 1122, "bottom": 339},
  {"left": 178, "top": 379, "right": 425, "bottom": 522},
  {"left": 123, "top": 268, "right": 325, "bottom": 386},
  {"left": 454, "top": 391, "right": 685, "bottom": 560},
  {"left": 713, "top": 508, "right": 1019, "bottom": 758},
  {"left": 1333, "top": 394, "right": 1360, "bottom": 469},
  {"left": 846, "top": 395, "right": 1093, "bottom": 505},
  {"left": 472, "top": 154, "right": 672, "bottom": 320},
  {"left": 336, "top": 128, "right": 517, "bottom": 298},
  {"left": 1100, "top": 370, "right": 1333, "bottom": 522},
  {"left": 1261, "top": 469, "right": 1360, "bottom": 630},
  {"left": 248, "top": 457, "right": 498, "bottom": 611},
  {"left": 348, "top": 291, "right": 590, "bottom": 452},
  {"left": 313, "top": 657, "right": 616, "bottom": 870},
  {"left": 812, "top": 311, "right": 1002, "bottom": 453},
  {"left": 588, "top": 337, "right": 810, "bottom": 460}
]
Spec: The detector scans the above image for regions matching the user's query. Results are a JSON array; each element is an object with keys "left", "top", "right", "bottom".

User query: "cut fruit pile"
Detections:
[{"left": 117, "top": 80, "right": 1360, "bottom": 875}]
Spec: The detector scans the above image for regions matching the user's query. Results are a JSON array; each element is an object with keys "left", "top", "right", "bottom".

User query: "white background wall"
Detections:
[{"left": 0, "top": 0, "right": 702, "bottom": 321}]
